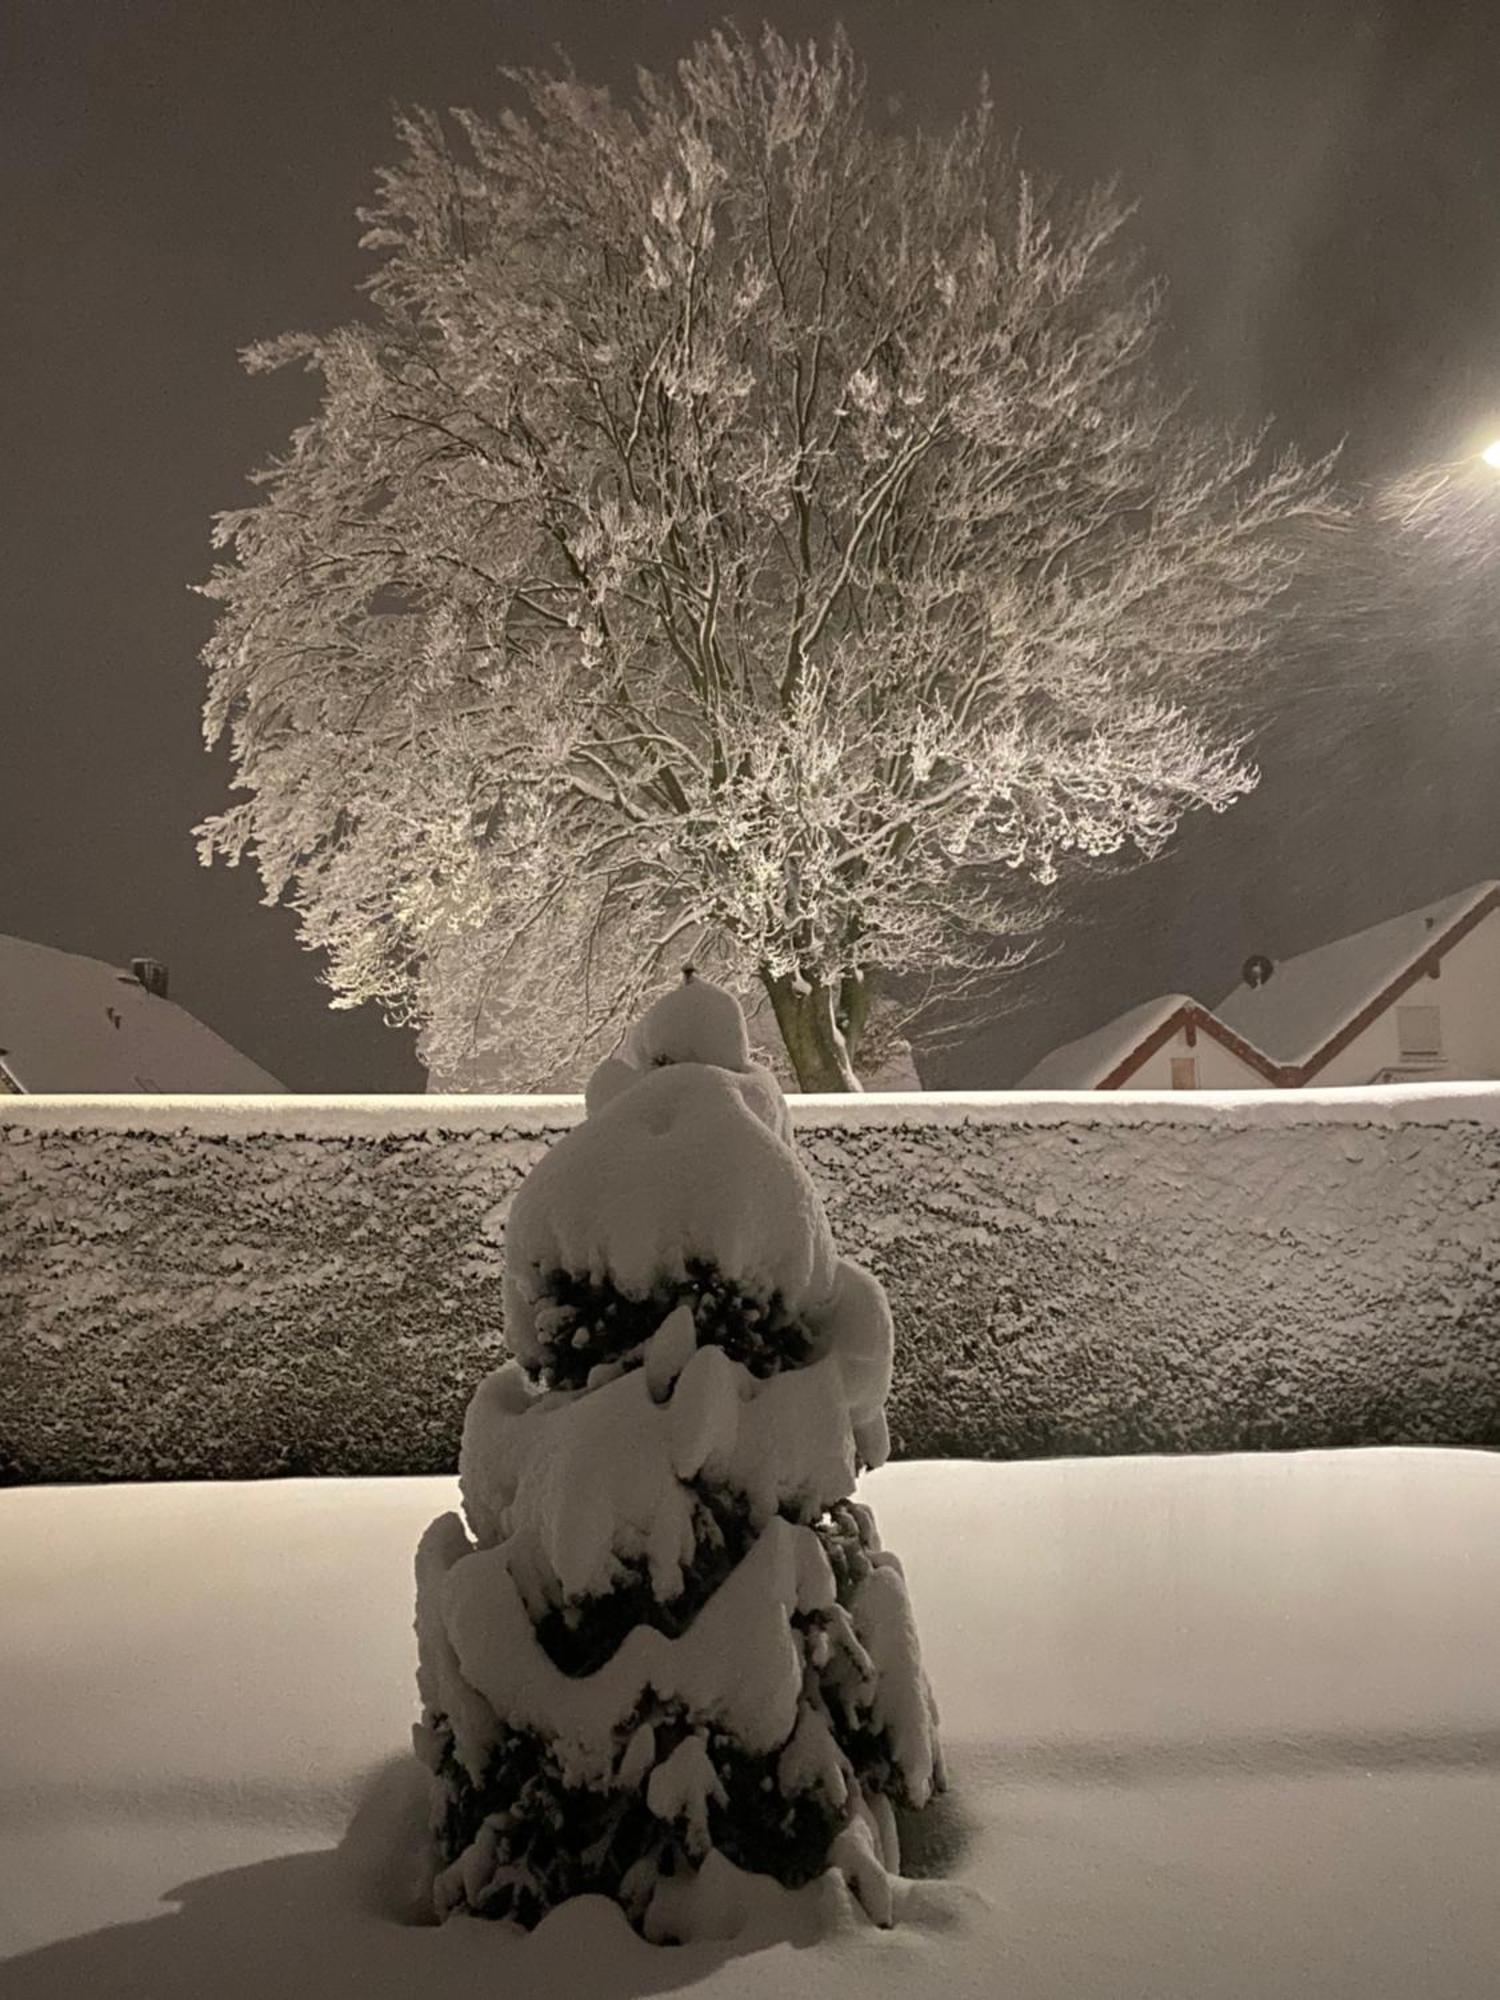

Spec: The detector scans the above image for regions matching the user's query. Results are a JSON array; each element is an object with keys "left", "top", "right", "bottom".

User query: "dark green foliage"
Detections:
[
  {"left": 801, "top": 1499, "right": 926, "bottom": 1812},
  {"left": 423, "top": 1499, "right": 908, "bottom": 1928},
  {"left": 428, "top": 1719, "right": 665, "bottom": 1927},
  {"left": 532, "top": 1480, "right": 758, "bottom": 1676},
  {"left": 817, "top": 1497, "right": 879, "bottom": 1600},
  {"left": 694, "top": 1725, "right": 849, "bottom": 1886},
  {"left": 425, "top": 1705, "right": 855, "bottom": 1927},
  {"left": 535, "top": 1261, "right": 814, "bottom": 1390}
]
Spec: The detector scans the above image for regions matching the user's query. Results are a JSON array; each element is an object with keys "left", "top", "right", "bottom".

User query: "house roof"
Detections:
[
  {"left": 0, "top": 934, "right": 286, "bottom": 1093},
  {"left": 1015, "top": 994, "right": 1198, "bottom": 1089},
  {"left": 1213, "top": 882, "right": 1500, "bottom": 1068}
]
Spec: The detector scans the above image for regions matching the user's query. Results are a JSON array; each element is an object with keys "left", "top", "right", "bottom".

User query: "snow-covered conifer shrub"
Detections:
[{"left": 411, "top": 974, "right": 941, "bottom": 1942}]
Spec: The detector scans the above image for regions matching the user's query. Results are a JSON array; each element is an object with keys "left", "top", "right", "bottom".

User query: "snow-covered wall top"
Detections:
[
  {"left": 4, "top": 1087, "right": 1499, "bottom": 1481},
  {"left": 8, "top": 1082, "right": 1500, "bottom": 1132}
]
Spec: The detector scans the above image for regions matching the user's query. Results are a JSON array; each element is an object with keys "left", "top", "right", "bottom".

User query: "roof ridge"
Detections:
[{"left": 1213, "top": 882, "right": 1500, "bottom": 1070}]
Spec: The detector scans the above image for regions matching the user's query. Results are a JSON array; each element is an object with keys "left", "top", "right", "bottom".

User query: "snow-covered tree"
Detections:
[
  {"left": 198, "top": 25, "right": 1335, "bottom": 1089},
  {"left": 412, "top": 973, "right": 940, "bottom": 1939}
]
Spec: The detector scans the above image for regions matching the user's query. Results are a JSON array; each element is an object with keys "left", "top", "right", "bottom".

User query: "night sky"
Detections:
[{"left": 7, "top": 0, "right": 1500, "bottom": 1090}]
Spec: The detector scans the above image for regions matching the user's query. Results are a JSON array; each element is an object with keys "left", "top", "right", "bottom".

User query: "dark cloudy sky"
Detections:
[{"left": 6, "top": 0, "right": 1500, "bottom": 1089}]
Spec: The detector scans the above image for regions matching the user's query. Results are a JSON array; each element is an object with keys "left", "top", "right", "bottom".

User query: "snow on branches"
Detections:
[{"left": 197, "top": 25, "right": 1337, "bottom": 1088}]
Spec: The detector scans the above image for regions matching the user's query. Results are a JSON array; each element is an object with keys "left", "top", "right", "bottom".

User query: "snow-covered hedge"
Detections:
[{"left": 3, "top": 1089, "right": 1498, "bottom": 1483}]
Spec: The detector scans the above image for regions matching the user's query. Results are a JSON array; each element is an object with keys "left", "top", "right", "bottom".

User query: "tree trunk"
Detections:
[
  {"left": 837, "top": 970, "right": 872, "bottom": 1061},
  {"left": 760, "top": 970, "right": 865, "bottom": 1092}
]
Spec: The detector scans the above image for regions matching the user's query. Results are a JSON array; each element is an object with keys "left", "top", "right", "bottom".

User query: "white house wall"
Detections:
[{"left": 1311, "top": 910, "right": 1500, "bottom": 1086}]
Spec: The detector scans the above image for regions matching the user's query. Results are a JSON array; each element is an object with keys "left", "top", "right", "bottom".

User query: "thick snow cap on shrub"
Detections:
[
  {"left": 585, "top": 972, "right": 791, "bottom": 1142},
  {"left": 627, "top": 970, "right": 752, "bottom": 1072},
  {"left": 505, "top": 989, "right": 831, "bottom": 1365},
  {"left": 459, "top": 1349, "right": 861, "bottom": 1590},
  {"left": 424, "top": 1509, "right": 839, "bottom": 1784}
]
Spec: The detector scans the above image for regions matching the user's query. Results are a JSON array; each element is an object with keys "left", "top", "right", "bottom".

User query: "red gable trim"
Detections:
[
  {"left": 1296, "top": 886, "right": 1500, "bottom": 1084},
  {"left": 1098, "top": 1003, "right": 1288, "bottom": 1089}
]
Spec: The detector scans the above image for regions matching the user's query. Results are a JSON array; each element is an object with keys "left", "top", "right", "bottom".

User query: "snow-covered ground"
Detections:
[{"left": 4, "top": 1450, "right": 1499, "bottom": 1996}]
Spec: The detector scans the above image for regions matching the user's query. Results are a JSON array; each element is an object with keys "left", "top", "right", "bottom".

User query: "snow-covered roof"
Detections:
[
  {"left": 0, "top": 933, "right": 285, "bottom": 1092},
  {"left": 1213, "top": 882, "right": 1500, "bottom": 1066},
  {"left": 1014, "top": 993, "right": 1195, "bottom": 1090}
]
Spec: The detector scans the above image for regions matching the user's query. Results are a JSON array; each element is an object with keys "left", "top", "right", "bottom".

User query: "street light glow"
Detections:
[{"left": 1481, "top": 439, "right": 1500, "bottom": 468}]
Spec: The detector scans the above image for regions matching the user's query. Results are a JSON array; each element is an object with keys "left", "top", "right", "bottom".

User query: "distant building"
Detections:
[
  {"left": 1017, "top": 881, "right": 1500, "bottom": 1089},
  {"left": 1015, "top": 993, "right": 1281, "bottom": 1091},
  {"left": 0, "top": 934, "right": 285, "bottom": 1092},
  {"left": 1213, "top": 881, "right": 1500, "bottom": 1086}
]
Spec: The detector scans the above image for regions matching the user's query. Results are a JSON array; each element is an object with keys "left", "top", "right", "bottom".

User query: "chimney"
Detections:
[
  {"left": 130, "top": 957, "right": 168, "bottom": 999},
  {"left": 1241, "top": 953, "right": 1274, "bottom": 990}
]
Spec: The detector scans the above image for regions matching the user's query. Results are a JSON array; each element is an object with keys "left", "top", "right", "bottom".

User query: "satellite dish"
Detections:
[{"left": 1241, "top": 953, "right": 1274, "bottom": 990}]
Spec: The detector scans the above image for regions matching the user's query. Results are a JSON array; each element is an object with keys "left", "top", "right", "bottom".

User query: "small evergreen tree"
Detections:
[{"left": 412, "top": 972, "right": 940, "bottom": 1940}]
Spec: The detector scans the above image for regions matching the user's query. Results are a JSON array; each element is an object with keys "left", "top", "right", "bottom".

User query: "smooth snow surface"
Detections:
[
  {"left": 4, "top": 1454, "right": 1500, "bottom": 1995},
  {"left": 0, "top": 933, "right": 285, "bottom": 1092}
]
